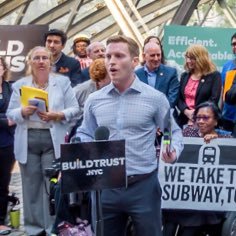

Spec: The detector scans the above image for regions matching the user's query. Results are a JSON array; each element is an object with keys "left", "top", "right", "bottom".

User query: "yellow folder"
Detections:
[
  {"left": 223, "top": 70, "right": 236, "bottom": 101},
  {"left": 20, "top": 86, "right": 49, "bottom": 110}
]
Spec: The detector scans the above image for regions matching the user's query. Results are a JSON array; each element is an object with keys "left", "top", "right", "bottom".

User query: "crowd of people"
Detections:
[{"left": 0, "top": 28, "right": 235, "bottom": 236}]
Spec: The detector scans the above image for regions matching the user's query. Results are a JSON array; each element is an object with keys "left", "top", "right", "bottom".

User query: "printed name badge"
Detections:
[
  {"left": 61, "top": 140, "right": 126, "bottom": 193},
  {"left": 159, "top": 137, "right": 236, "bottom": 212}
]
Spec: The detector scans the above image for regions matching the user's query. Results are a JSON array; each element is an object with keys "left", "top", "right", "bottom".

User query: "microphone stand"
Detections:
[
  {"left": 94, "top": 126, "right": 110, "bottom": 236},
  {"left": 95, "top": 189, "right": 104, "bottom": 236}
]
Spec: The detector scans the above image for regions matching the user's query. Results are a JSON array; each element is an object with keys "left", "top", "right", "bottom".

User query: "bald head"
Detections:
[
  {"left": 143, "top": 42, "right": 162, "bottom": 71},
  {"left": 143, "top": 42, "right": 161, "bottom": 53},
  {"left": 87, "top": 42, "right": 106, "bottom": 60}
]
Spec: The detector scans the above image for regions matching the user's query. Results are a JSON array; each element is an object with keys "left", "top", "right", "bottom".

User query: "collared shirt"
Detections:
[
  {"left": 76, "top": 77, "right": 183, "bottom": 176},
  {"left": 75, "top": 56, "right": 92, "bottom": 70},
  {"left": 52, "top": 53, "right": 63, "bottom": 73},
  {"left": 73, "top": 80, "right": 97, "bottom": 121},
  {"left": 144, "top": 65, "right": 157, "bottom": 88}
]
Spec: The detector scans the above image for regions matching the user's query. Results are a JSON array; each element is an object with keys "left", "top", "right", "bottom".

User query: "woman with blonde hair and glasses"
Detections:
[
  {"left": 7, "top": 46, "right": 79, "bottom": 235},
  {"left": 177, "top": 44, "right": 222, "bottom": 128}
]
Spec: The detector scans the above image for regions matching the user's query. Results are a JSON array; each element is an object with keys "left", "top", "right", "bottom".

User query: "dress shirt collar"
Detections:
[
  {"left": 52, "top": 52, "right": 63, "bottom": 65},
  {"left": 105, "top": 76, "right": 142, "bottom": 95},
  {"left": 144, "top": 64, "right": 159, "bottom": 74}
]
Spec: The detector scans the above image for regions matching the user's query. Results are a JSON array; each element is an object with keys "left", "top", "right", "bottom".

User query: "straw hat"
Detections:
[{"left": 73, "top": 34, "right": 90, "bottom": 45}]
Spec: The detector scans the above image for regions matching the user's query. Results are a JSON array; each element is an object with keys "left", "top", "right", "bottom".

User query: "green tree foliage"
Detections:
[{"left": 188, "top": 0, "right": 236, "bottom": 28}]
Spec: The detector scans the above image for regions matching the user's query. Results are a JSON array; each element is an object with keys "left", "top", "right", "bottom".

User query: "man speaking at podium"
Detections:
[{"left": 76, "top": 35, "right": 183, "bottom": 236}]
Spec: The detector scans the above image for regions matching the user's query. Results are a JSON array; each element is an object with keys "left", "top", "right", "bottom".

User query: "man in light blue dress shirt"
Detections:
[{"left": 76, "top": 35, "right": 183, "bottom": 236}]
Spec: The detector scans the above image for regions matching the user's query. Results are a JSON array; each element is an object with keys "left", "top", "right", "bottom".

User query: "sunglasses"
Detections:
[{"left": 231, "top": 42, "right": 236, "bottom": 46}]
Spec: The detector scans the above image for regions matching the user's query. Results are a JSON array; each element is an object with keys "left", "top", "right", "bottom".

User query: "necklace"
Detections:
[{"left": 33, "top": 80, "right": 48, "bottom": 90}]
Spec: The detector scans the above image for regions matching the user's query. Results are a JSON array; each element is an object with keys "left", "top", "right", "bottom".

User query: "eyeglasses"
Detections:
[
  {"left": 195, "top": 116, "right": 213, "bottom": 122},
  {"left": 231, "top": 42, "right": 236, "bottom": 47},
  {"left": 185, "top": 54, "right": 196, "bottom": 61},
  {"left": 32, "top": 56, "right": 50, "bottom": 62}
]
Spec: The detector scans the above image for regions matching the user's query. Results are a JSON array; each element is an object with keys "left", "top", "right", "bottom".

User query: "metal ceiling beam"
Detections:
[
  {"left": 104, "top": 0, "right": 144, "bottom": 48},
  {"left": 217, "top": 0, "right": 236, "bottom": 27},
  {"left": 0, "top": 0, "right": 32, "bottom": 19},
  {"left": 25, "top": 0, "right": 177, "bottom": 40},
  {"left": 67, "top": 0, "right": 212, "bottom": 49},
  {"left": 91, "top": 6, "right": 178, "bottom": 43},
  {"left": 138, "top": 0, "right": 178, "bottom": 17},
  {"left": 118, "top": 0, "right": 142, "bottom": 35},
  {"left": 29, "top": 0, "right": 74, "bottom": 24},
  {"left": 0, "top": 0, "right": 215, "bottom": 52},
  {"left": 125, "top": 0, "right": 149, "bottom": 36},
  {"left": 64, "top": 0, "right": 84, "bottom": 33},
  {"left": 67, "top": 0, "right": 178, "bottom": 39},
  {"left": 67, "top": 5, "right": 109, "bottom": 38},
  {"left": 199, "top": 0, "right": 217, "bottom": 26},
  {"left": 170, "top": 0, "right": 201, "bottom": 25},
  {"left": 14, "top": 1, "right": 32, "bottom": 25}
]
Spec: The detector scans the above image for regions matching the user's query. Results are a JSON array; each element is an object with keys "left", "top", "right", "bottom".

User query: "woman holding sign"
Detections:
[
  {"left": 163, "top": 101, "right": 231, "bottom": 236},
  {"left": 177, "top": 44, "right": 222, "bottom": 128},
  {"left": 7, "top": 46, "right": 79, "bottom": 236}
]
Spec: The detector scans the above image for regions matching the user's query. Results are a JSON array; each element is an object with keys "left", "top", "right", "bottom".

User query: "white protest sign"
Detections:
[{"left": 159, "top": 137, "right": 236, "bottom": 211}]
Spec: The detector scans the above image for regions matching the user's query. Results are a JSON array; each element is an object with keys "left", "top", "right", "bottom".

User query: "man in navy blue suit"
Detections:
[
  {"left": 44, "top": 29, "right": 82, "bottom": 87},
  {"left": 135, "top": 42, "right": 179, "bottom": 108}
]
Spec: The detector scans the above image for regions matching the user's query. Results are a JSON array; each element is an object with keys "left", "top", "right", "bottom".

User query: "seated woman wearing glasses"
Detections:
[
  {"left": 7, "top": 46, "right": 79, "bottom": 236},
  {"left": 177, "top": 44, "right": 222, "bottom": 128},
  {"left": 163, "top": 101, "right": 231, "bottom": 236}
]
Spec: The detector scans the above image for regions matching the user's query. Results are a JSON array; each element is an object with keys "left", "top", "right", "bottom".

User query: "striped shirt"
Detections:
[
  {"left": 76, "top": 77, "right": 183, "bottom": 176},
  {"left": 75, "top": 56, "right": 92, "bottom": 70}
]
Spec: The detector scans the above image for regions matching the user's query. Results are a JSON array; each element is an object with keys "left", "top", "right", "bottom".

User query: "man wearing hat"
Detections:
[{"left": 73, "top": 35, "right": 92, "bottom": 70}]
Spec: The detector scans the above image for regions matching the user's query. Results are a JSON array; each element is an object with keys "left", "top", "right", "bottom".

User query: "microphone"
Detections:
[
  {"left": 94, "top": 126, "right": 110, "bottom": 141},
  {"left": 163, "top": 128, "right": 170, "bottom": 145},
  {"left": 70, "top": 136, "right": 81, "bottom": 143},
  {"left": 163, "top": 109, "right": 172, "bottom": 150}
]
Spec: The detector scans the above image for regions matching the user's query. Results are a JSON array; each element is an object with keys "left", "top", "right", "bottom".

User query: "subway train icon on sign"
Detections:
[
  {"left": 198, "top": 144, "right": 220, "bottom": 165},
  {"left": 202, "top": 147, "right": 216, "bottom": 164}
]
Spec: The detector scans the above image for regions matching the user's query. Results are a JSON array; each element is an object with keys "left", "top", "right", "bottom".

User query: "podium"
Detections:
[{"left": 60, "top": 140, "right": 126, "bottom": 236}]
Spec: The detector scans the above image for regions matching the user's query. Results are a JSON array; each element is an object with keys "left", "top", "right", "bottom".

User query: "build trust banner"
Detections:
[
  {"left": 61, "top": 140, "right": 126, "bottom": 193},
  {"left": 159, "top": 137, "right": 236, "bottom": 211},
  {"left": 0, "top": 25, "right": 48, "bottom": 81}
]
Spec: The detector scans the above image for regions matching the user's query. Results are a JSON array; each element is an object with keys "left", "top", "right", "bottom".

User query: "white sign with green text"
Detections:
[{"left": 163, "top": 25, "right": 236, "bottom": 71}]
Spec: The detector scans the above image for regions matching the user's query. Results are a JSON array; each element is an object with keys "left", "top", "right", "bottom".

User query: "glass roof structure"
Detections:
[{"left": 0, "top": 0, "right": 235, "bottom": 53}]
